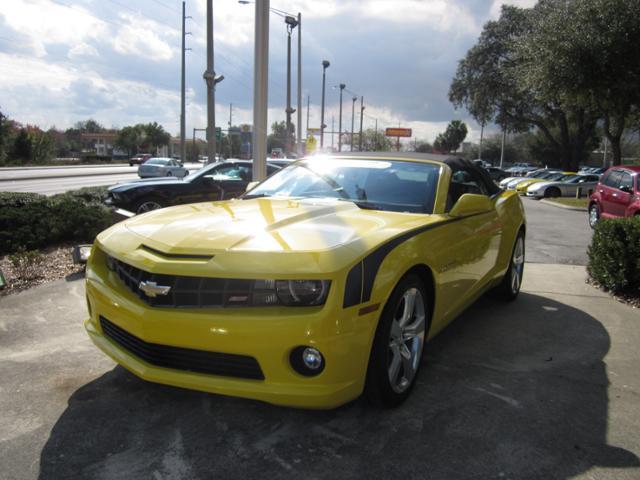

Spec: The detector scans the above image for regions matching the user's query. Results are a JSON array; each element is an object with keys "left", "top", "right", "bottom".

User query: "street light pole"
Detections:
[
  {"left": 320, "top": 60, "right": 330, "bottom": 148},
  {"left": 180, "top": 1, "right": 186, "bottom": 163},
  {"left": 252, "top": 0, "right": 269, "bottom": 180},
  {"left": 296, "top": 12, "right": 302, "bottom": 157},
  {"left": 359, "top": 96, "right": 365, "bottom": 151},
  {"left": 203, "top": 0, "right": 223, "bottom": 164},
  {"left": 338, "top": 83, "right": 345, "bottom": 152},
  {"left": 284, "top": 16, "right": 298, "bottom": 157},
  {"left": 350, "top": 96, "right": 357, "bottom": 152}
]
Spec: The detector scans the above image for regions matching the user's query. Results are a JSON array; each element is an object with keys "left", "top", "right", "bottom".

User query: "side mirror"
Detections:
[
  {"left": 179, "top": 162, "right": 184, "bottom": 167},
  {"left": 449, "top": 193, "right": 493, "bottom": 217},
  {"left": 245, "top": 181, "right": 259, "bottom": 192}
]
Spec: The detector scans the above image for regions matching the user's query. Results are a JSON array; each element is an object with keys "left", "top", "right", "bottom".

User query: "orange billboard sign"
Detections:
[{"left": 385, "top": 128, "right": 412, "bottom": 137}]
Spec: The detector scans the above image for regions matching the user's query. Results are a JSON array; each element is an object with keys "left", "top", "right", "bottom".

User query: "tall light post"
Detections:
[
  {"left": 284, "top": 15, "right": 298, "bottom": 157},
  {"left": 358, "top": 96, "right": 365, "bottom": 151},
  {"left": 350, "top": 96, "right": 357, "bottom": 152},
  {"left": 250, "top": 0, "right": 269, "bottom": 179},
  {"left": 239, "top": 1, "right": 302, "bottom": 159},
  {"left": 320, "top": 60, "right": 330, "bottom": 148},
  {"left": 203, "top": 0, "right": 224, "bottom": 164},
  {"left": 338, "top": 83, "right": 345, "bottom": 152}
]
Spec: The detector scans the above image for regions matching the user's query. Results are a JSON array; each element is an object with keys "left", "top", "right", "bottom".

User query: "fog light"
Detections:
[
  {"left": 290, "top": 346, "right": 325, "bottom": 376},
  {"left": 72, "top": 244, "right": 93, "bottom": 264}
]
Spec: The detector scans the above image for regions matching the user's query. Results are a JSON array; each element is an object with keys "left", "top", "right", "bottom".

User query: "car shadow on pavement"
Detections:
[{"left": 39, "top": 293, "right": 639, "bottom": 480}]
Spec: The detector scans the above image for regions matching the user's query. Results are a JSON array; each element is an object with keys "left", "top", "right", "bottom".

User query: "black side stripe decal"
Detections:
[{"left": 343, "top": 216, "right": 465, "bottom": 309}]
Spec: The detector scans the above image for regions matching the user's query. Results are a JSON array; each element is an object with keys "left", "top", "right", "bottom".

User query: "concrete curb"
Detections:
[{"left": 539, "top": 199, "right": 588, "bottom": 212}]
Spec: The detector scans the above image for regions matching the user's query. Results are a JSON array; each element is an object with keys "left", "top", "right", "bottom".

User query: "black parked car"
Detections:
[
  {"left": 106, "top": 160, "right": 281, "bottom": 214},
  {"left": 485, "top": 166, "right": 508, "bottom": 182}
]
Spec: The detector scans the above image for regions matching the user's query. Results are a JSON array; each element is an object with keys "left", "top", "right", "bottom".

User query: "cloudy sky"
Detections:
[{"left": 0, "top": 0, "right": 536, "bottom": 145}]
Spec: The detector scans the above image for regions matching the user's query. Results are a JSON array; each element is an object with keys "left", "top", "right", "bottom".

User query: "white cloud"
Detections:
[
  {"left": 0, "top": 0, "right": 107, "bottom": 57},
  {"left": 68, "top": 43, "right": 99, "bottom": 59},
  {"left": 112, "top": 12, "right": 177, "bottom": 61}
]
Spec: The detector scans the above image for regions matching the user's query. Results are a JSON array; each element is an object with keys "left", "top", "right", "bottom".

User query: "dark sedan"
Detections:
[{"left": 106, "top": 160, "right": 281, "bottom": 214}]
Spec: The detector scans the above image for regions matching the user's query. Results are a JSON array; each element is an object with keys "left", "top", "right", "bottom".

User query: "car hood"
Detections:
[
  {"left": 527, "top": 181, "right": 554, "bottom": 191},
  {"left": 97, "top": 198, "right": 445, "bottom": 274},
  {"left": 109, "top": 177, "right": 185, "bottom": 192}
]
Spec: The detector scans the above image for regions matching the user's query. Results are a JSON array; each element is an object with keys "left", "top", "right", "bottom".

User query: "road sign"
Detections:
[
  {"left": 306, "top": 134, "right": 317, "bottom": 154},
  {"left": 385, "top": 128, "right": 412, "bottom": 138},
  {"left": 215, "top": 127, "right": 222, "bottom": 142},
  {"left": 307, "top": 127, "right": 321, "bottom": 135}
]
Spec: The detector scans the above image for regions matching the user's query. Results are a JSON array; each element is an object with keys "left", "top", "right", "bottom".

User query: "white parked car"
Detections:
[
  {"left": 526, "top": 174, "right": 601, "bottom": 199},
  {"left": 138, "top": 157, "right": 189, "bottom": 178}
]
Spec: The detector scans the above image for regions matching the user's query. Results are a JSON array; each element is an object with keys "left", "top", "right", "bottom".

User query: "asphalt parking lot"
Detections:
[{"left": 1, "top": 200, "right": 638, "bottom": 480}]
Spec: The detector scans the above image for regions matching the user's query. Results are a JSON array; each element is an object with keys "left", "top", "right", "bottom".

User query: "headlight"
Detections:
[{"left": 275, "top": 280, "right": 330, "bottom": 306}]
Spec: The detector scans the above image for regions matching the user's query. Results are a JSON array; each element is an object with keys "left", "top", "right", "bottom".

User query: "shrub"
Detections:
[
  {"left": 587, "top": 216, "right": 640, "bottom": 293},
  {"left": 9, "top": 248, "right": 44, "bottom": 281},
  {"left": 0, "top": 189, "right": 114, "bottom": 255}
]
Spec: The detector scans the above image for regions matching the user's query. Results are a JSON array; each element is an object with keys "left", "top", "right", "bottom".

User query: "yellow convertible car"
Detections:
[{"left": 85, "top": 153, "right": 526, "bottom": 409}]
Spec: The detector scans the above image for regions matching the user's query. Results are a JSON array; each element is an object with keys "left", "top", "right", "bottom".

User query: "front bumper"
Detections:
[
  {"left": 526, "top": 190, "right": 544, "bottom": 198},
  {"left": 84, "top": 258, "right": 376, "bottom": 409}
]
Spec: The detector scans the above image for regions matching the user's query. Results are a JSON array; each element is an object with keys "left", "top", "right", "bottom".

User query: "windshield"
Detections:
[
  {"left": 244, "top": 158, "right": 441, "bottom": 214},
  {"left": 183, "top": 161, "right": 222, "bottom": 182}
]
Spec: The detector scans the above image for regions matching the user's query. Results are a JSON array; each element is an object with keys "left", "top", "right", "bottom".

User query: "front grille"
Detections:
[
  {"left": 110, "top": 257, "right": 276, "bottom": 308},
  {"left": 100, "top": 316, "right": 265, "bottom": 380}
]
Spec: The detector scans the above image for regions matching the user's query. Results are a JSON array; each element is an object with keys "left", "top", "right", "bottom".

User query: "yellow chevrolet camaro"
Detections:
[{"left": 85, "top": 153, "right": 526, "bottom": 409}]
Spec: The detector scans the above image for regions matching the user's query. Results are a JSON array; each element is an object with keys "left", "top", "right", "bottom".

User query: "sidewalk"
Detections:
[{"left": 0, "top": 263, "right": 638, "bottom": 480}]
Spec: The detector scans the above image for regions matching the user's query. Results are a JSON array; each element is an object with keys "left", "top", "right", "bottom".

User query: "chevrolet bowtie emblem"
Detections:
[{"left": 138, "top": 281, "right": 171, "bottom": 298}]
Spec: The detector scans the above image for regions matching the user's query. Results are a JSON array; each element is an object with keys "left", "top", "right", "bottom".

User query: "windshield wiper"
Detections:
[{"left": 338, "top": 198, "right": 381, "bottom": 210}]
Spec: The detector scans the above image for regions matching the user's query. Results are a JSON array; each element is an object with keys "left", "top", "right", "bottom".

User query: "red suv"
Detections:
[{"left": 588, "top": 166, "right": 640, "bottom": 228}]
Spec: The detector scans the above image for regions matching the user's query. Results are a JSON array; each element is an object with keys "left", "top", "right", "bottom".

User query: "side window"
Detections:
[
  {"left": 603, "top": 171, "right": 621, "bottom": 187},
  {"left": 618, "top": 172, "right": 633, "bottom": 190},
  {"left": 447, "top": 166, "right": 488, "bottom": 211}
]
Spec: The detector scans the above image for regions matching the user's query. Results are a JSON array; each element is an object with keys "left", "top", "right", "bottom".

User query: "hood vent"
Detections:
[{"left": 140, "top": 244, "right": 214, "bottom": 261}]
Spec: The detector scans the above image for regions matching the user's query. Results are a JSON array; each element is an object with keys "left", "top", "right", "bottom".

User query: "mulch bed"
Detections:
[
  {"left": 0, "top": 243, "right": 84, "bottom": 296},
  {"left": 586, "top": 276, "right": 640, "bottom": 309}
]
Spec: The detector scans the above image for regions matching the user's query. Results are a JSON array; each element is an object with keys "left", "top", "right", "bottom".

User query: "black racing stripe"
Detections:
[
  {"left": 343, "top": 261, "right": 363, "bottom": 308},
  {"left": 360, "top": 217, "right": 462, "bottom": 303}
]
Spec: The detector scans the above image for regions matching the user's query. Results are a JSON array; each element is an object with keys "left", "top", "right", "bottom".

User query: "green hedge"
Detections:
[
  {"left": 0, "top": 187, "right": 113, "bottom": 255},
  {"left": 587, "top": 216, "right": 640, "bottom": 293}
]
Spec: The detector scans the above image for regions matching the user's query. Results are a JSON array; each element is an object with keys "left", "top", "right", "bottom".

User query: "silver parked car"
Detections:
[
  {"left": 138, "top": 157, "right": 189, "bottom": 178},
  {"left": 526, "top": 174, "right": 601, "bottom": 198}
]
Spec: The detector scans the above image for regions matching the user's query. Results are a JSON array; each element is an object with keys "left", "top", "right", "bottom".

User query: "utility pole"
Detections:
[
  {"left": 374, "top": 118, "right": 378, "bottom": 150},
  {"left": 320, "top": 60, "right": 330, "bottom": 148},
  {"left": 338, "top": 83, "right": 345, "bottom": 152},
  {"left": 203, "top": 0, "right": 224, "bottom": 164},
  {"left": 478, "top": 122, "right": 484, "bottom": 161},
  {"left": 358, "top": 96, "right": 364, "bottom": 151},
  {"left": 180, "top": 1, "right": 190, "bottom": 164},
  {"left": 228, "top": 103, "right": 233, "bottom": 157},
  {"left": 350, "top": 96, "right": 357, "bottom": 152},
  {"left": 284, "top": 15, "right": 298, "bottom": 157},
  {"left": 252, "top": 0, "right": 269, "bottom": 179},
  {"left": 296, "top": 12, "right": 303, "bottom": 157},
  {"left": 306, "top": 95, "right": 310, "bottom": 139},
  {"left": 331, "top": 116, "right": 334, "bottom": 149},
  {"left": 500, "top": 128, "right": 506, "bottom": 169}
]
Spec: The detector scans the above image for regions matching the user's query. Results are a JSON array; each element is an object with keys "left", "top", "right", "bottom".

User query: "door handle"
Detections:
[
  {"left": 598, "top": 190, "right": 604, "bottom": 193},
  {"left": 612, "top": 193, "right": 618, "bottom": 197}
]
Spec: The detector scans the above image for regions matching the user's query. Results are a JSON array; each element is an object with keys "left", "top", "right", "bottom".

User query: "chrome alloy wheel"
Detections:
[
  {"left": 510, "top": 236, "right": 525, "bottom": 295},
  {"left": 136, "top": 201, "right": 162, "bottom": 214},
  {"left": 388, "top": 288, "right": 426, "bottom": 394}
]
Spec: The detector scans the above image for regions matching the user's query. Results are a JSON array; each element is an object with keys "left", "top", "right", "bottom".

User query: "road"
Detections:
[
  {"left": 0, "top": 163, "right": 203, "bottom": 195},
  {"left": 521, "top": 197, "right": 591, "bottom": 265}
]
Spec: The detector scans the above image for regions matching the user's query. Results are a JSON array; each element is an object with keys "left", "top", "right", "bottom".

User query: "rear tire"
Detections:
[
  {"left": 365, "top": 273, "right": 430, "bottom": 408},
  {"left": 492, "top": 231, "right": 525, "bottom": 301},
  {"left": 166, "top": 171, "right": 173, "bottom": 177}
]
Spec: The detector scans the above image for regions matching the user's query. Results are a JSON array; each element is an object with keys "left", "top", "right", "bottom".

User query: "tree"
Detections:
[
  {"left": 519, "top": 0, "right": 640, "bottom": 166},
  {"left": 434, "top": 120, "right": 468, "bottom": 153},
  {"left": 116, "top": 125, "right": 143, "bottom": 156},
  {"left": 414, "top": 141, "right": 434, "bottom": 153},
  {"left": 267, "top": 121, "right": 294, "bottom": 154},
  {"left": 449, "top": 4, "right": 599, "bottom": 171},
  {"left": 141, "top": 122, "right": 170, "bottom": 152}
]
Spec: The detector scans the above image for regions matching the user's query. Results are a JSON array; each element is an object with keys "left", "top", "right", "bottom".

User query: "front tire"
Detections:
[
  {"left": 365, "top": 273, "right": 430, "bottom": 407},
  {"left": 493, "top": 231, "right": 525, "bottom": 301},
  {"left": 545, "top": 187, "right": 561, "bottom": 198},
  {"left": 589, "top": 203, "right": 599, "bottom": 229},
  {"left": 134, "top": 197, "right": 164, "bottom": 214}
]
